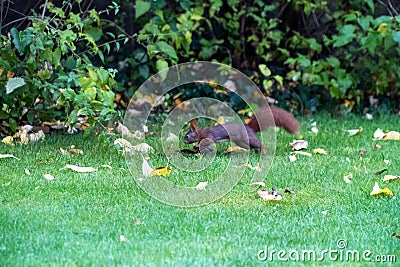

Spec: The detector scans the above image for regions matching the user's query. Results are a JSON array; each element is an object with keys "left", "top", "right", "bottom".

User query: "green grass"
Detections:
[{"left": 1, "top": 114, "right": 399, "bottom": 266}]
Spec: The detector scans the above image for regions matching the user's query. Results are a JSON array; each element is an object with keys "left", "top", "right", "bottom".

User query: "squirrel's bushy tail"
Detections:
[{"left": 246, "top": 106, "right": 300, "bottom": 134}]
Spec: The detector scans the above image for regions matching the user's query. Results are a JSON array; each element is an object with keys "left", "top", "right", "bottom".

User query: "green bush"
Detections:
[
  {"left": 115, "top": 0, "right": 400, "bottom": 113},
  {"left": 0, "top": 1, "right": 124, "bottom": 133}
]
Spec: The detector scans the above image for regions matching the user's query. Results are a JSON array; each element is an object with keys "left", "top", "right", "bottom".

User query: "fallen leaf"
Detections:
[
  {"left": 373, "top": 128, "right": 385, "bottom": 139},
  {"left": 343, "top": 126, "right": 363, "bottom": 136},
  {"left": 44, "top": 174, "right": 54, "bottom": 181},
  {"left": 290, "top": 140, "right": 308, "bottom": 150},
  {"left": 370, "top": 182, "right": 394, "bottom": 196},
  {"left": 311, "top": 126, "right": 319, "bottom": 134},
  {"left": 250, "top": 181, "right": 266, "bottom": 187},
  {"left": 69, "top": 145, "right": 83, "bottom": 154},
  {"left": 60, "top": 147, "right": 69, "bottom": 155},
  {"left": 374, "top": 144, "right": 382, "bottom": 150},
  {"left": 365, "top": 113, "right": 373, "bottom": 120},
  {"left": 383, "top": 175, "right": 400, "bottom": 182},
  {"left": 195, "top": 181, "right": 208, "bottom": 190},
  {"left": 292, "top": 151, "right": 312, "bottom": 157},
  {"left": 373, "top": 128, "right": 400, "bottom": 140},
  {"left": 258, "top": 188, "right": 282, "bottom": 201},
  {"left": 242, "top": 163, "right": 261, "bottom": 172},
  {"left": 383, "top": 131, "right": 400, "bottom": 140},
  {"left": 392, "top": 232, "right": 400, "bottom": 238},
  {"left": 313, "top": 148, "right": 327, "bottom": 155},
  {"left": 2, "top": 136, "right": 14, "bottom": 145},
  {"left": 0, "top": 154, "right": 20, "bottom": 160},
  {"left": 100, "top": 164, "right": 113, "bottom": 169},
  {"left": 343, "top": 173, "right": 352, "bottom": 184},
  {"left": 226, "top": 146, "right": 248, "bottom": 153},
  {"left": 61, "top": 164, "right": 96, "bottom": 173},
  {"left": 142, "top": 157, "right": 154, "bottom": 177},
  {"left": 150, "top": 166, "right": 172, "bottom": 177}
]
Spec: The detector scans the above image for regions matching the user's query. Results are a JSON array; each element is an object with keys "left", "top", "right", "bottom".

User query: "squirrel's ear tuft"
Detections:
[{"left": 190, "top": 119, "right": 198, "bottom": 128}]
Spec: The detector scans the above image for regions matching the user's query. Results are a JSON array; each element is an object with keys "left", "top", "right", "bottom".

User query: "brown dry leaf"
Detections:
[
  {"left": 392, "top": 232, "right": 400, "bottom": 238},
  {"left": 343, "top": 126, "right": 363, "bottom": 136},
  {"left": 61, "top": 164, "right": 96, "bottom": 173},
  {"left": 0, "top": 154, "right": 20, "bottom": 160},
  {"left": 195, "top": 181, "right": 208, "bottom": 190},
  {"left": 370, "top": 182, "right": 394, "bottom": 196},
  {"left": 383, "top": 175, "right": 400, "bottom": 182},
  {"left": 290, "top": 140, "right": 308, "bottom": 150},
  {"left": 258, "top": 188, "right": 282, "bottom": 201}
]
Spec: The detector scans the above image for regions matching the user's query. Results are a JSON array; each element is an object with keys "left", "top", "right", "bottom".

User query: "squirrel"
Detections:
[{"left": 183, "top": 105, "right": 300, "bottom": 155}]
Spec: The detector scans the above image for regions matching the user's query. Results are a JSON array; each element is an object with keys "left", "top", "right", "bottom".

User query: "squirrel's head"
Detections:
[{"left": 183, "top": 119, "right": 199, "bottom": 144}]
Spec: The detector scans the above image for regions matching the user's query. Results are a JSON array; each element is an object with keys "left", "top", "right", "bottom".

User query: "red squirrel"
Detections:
[{"left": 183, "top": 106, "right": 300, "bottom": 155}]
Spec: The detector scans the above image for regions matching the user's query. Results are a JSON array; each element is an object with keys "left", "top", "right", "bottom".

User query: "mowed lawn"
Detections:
[{"left": 1, "top": 114, "right": 399, "bottom": 266}]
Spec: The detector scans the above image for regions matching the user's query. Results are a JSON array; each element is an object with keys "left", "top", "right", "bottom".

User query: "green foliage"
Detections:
[
  {"left": 114, "top": 0, "right": 400, "bottom": 114},
  {"left": 0, "top": 1, "right": 124, "bottom": 132}
]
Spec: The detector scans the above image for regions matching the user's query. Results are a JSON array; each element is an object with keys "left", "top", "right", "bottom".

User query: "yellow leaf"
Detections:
[
  {"left": 61, "top": 164, "right": 96, "bottom": 173},
  {"left": 0, "top": 153, "right": 20, "bottom": 160},
  {"left": 150, "top": 166, "right": 171, "bottom": 177},
  {"left": 383, "top": 175, "right": 400, "bottom": 182},
  {"left": 370, "top": 182, "right": 394, "bottom": 196},
  {"left": 226, "top": 146, "right": 247, "bottom": 153},
  {"left": 2, "top": 136, "right": 14, "bottom": 145},
  {"left": 313, "top": 148, "right": 327, "bottom": 155},
  {"left": 383, "top": 131, "right": 400, "bottom": 140}
]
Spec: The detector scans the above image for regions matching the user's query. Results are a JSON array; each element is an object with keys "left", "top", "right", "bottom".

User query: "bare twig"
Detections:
[{"left": 41, "top": 0, "right": 48, "bottom": 20}]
